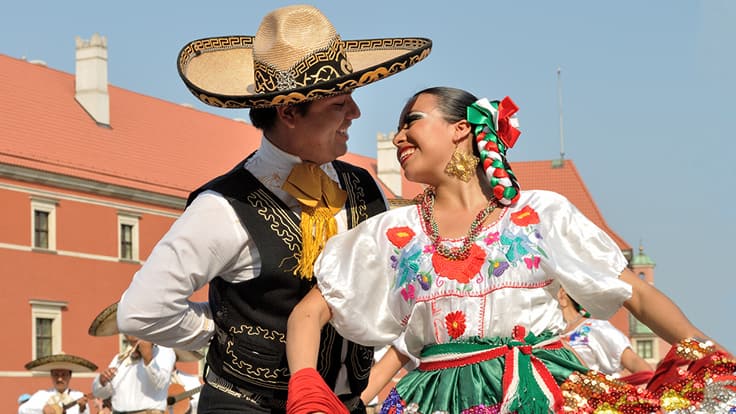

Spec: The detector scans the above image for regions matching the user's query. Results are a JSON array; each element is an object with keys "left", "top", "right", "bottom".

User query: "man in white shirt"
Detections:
[
  {"left": 116, "top": 4, "right": 431, "bottom": 413},
  {"left": 92, "top": 335, "right": 176, "bottom": 414},
  {"left": 19, "top": 354, "right": 97, "bottom": 414}
]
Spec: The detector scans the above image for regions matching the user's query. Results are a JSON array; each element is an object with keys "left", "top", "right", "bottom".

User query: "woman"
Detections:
[
  {"left": 558, "top": 287, "right": 654, "bottom": 380},
  {"left": 285, "top": 87, "right": 735, "bottom": 413}
]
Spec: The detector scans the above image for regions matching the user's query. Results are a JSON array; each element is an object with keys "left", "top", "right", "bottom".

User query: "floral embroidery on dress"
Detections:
[
  {"left": 395, "top": 245, "right": 422, "bottom": 292},
  {"left": 387, "top": 226, "right": 415, "bottom": 248},
  {"left": 445, "top": 310, "right": 467, "bottom": 339},
  {"left": 488, "top": 259, "right": 510, "bottom": 277},
  {"left": 431, "top": 244, "right": 486, "bottom": 284},
  {"left": 568, "top": 322, "right": 591, "bottom": 346},
  {"left": 417, "top": 271, "right": 432, "bottom": 290},
  {"left": 510, "top": 205, "right": 540, "bottom": 226}
]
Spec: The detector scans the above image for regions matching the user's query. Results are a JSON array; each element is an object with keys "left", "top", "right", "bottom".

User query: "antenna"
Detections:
[{"left": 557, "top": 67, "right": 565, "bottom": 161}]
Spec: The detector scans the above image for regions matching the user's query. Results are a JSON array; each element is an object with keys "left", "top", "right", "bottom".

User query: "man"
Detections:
[
  {"left": 169, "top": 350, "right": 204, "bottom": 414},
  {"left": 117, "top": 4, "right": 431, "bottom": 413},
  {"left": 92, "top": 335, "right": 176, "bottom": 414},
  {"left": 19, "top": 354, "right": 97, "bottom": 414}
]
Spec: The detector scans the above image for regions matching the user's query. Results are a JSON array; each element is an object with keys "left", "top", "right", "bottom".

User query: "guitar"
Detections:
[
  {"left": 45, "top": 392, "right": 93, "bottom": 414},
  {"left": 167, "top": 383, "right": 203, "bottom": 414}
]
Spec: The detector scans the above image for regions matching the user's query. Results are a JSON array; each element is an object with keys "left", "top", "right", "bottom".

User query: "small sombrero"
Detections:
[
  {"left": 25, "top": 354, "right": 98, "bottom": 372},
  {"left": 175, "top": 349, "right": 205, "bottom": 362},
  {"left": 88, "top": 302, "right": 119, "bottom": 337},
  {"left": 178, "top": 4, "right": 432, "bottom": 108}
]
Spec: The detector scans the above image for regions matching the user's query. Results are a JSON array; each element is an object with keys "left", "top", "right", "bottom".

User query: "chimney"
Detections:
[
  {"left": 376, "top": 132, "right": 402, "bottom": 197},
  {"left": 75, "top": 33, "right": 109, "bottom": 126}
]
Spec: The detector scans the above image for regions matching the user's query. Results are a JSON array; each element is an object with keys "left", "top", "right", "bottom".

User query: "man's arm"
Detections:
[
  {"left": 117, "top": 193, "right": 247, "bottom": 348},
  {"left": 141, "top": 345, "right": 177, "bottom": 391}
]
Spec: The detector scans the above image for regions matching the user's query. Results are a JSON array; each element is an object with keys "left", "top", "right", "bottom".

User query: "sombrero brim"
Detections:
[
  {"left": 175, "top": 349, "right": 205, "bottom": 362},
  {"left": 25, "top": 354, "right": 98, "bottom": 372},
  {"left": 88, "top": 302, "right": 119, "bottom": 336},
  {"left": 178, "top": 36, "right": 432, "bottom": 108}
]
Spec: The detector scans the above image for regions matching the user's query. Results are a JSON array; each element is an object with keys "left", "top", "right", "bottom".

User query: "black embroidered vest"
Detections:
[{"left": 186, "top": 156, "right": 387, "bottom": 400}]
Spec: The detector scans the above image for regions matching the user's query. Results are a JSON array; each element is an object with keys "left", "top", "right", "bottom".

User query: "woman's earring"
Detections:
[{"left": 444, "top": 146, "right": 479, "bottom": 182}]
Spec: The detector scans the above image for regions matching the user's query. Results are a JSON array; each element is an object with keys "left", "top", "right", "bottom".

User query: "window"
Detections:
[
  {"left": 36, "top": 318, "right": 53, "bottom": 358},
  {"left": 31, "top": 198, "right": 57, "bottom": 250},
  {"left": 636, "top": 339, "right": 654, "bottom": 359},
  {"left": 30, "top": 300, "right": 66, "bottom": 358},
  {"left": 118, "top": 213, "right": 140, "bottom": 261},
  {"left": 120, "top": 224, "right": 133, "bottom": 260},
  {"left": 638, "top": 272, "right": 646, "bottom": 280}
]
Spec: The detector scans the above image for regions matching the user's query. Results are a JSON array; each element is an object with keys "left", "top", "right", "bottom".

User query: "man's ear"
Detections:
[{"left": 277, "top": 105, "right": 298, "bottom": 129}]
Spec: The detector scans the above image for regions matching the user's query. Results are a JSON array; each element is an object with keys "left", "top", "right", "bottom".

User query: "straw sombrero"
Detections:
[
  {"left": 174, "top": 349, "right": 205, "bottom": 362},
  {"left": 25, "top": 354, "right": 97, "bottom": 373},
  {"left": 178, "top": 4, "right": 432, "bottom": 108},
  {"left": 88, "top": 302, "right": 119, "bottom": 337}
]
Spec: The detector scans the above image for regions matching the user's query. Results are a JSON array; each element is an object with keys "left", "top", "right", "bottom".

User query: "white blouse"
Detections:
[
  {"left": 565, "top": 319, "right": 633, "bottom": 375},
  {"left": 315, "top": 190, "right": 633, "bottom": 358}
]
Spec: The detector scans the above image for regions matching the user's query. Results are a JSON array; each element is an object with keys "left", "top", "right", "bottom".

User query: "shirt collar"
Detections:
[{"left": 257, "top": 135, "right": 304, "bottom": 169}]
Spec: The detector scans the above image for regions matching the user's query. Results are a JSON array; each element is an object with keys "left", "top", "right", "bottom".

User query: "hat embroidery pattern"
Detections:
[{"left": 254, "top": 36, "right": 351, "bottom": 94}]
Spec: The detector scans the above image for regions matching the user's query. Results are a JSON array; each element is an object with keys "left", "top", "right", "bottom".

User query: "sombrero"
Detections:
[
  {"left": 174, "top": 349, "right": 205, "bottom": 362},
  {"left": 88, "top": 302, "right": 119, "bottom": 336},
  {"left": 25, "top": 354, "right": 97, "bottom": 373},
  {"left": 178, "top": 4, "right": 432, "bottom": 108}
]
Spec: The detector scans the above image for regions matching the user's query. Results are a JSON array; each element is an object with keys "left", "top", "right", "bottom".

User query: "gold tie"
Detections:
[{"left": 282, "top": 163, "right": 347, "bottom": 279}]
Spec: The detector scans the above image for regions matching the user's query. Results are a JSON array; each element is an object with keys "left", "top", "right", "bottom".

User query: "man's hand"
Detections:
[
  {"left": 77, "top": 395, "right": 88, "bottom": 412},
  {"left": 99, "top": 367, "right": 118, "bottom": 386}
]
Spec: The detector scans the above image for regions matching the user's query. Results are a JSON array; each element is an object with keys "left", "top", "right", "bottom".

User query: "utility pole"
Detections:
[{"left": 557, "top": 67, "right": 566, "bottom": 163}]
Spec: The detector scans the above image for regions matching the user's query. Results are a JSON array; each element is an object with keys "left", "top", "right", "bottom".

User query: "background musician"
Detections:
[
  {"left": 92, "top": 335, "right": 175, "bottom": 414},
  {"left": 19, "top": 354, "right": 97, "bottom": 414}
]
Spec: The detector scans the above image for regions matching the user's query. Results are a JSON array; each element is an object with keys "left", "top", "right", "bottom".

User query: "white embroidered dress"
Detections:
[
  {"left": 314, "top": 190, "right": 633, "bottom": 357},
  {"left": 566, "top": 318, "right": 633, "bottom": 376}
]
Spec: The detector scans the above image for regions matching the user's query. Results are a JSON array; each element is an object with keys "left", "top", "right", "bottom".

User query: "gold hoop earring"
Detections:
[{"left": 444, "top": 146, "right": 479, "bottom": 182}]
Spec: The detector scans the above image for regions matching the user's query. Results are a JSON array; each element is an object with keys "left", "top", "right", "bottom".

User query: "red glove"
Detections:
[{"left": 287, "top": 368, "right": 349, "bottom": 414}]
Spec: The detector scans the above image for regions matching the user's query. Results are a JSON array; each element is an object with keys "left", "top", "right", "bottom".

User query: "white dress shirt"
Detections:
[
  {"left": 18, "top": 388, "right": 86, "bottom": 414},
  {"left": 92, "top": 345, "right": 176, "bottom": 412},
  {"left": 117, "top": 136, "right": 386, "bottom": 394}
]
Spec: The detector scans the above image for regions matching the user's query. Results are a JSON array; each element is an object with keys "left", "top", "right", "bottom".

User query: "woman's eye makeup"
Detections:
[{"left": 398, "top": 112, "right": 426, "bottom": 131}]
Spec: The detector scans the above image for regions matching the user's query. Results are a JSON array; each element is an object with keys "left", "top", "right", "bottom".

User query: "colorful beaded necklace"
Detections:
[{"left": 419, "top": 187, "right": 497, "bottom": 261}]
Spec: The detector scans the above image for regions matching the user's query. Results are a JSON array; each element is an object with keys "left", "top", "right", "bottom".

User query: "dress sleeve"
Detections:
[
  {"left": 538, "top": 191, "right": 632, "bottom": 319},
  {"left": 588, "top": 320, "right": 631, "bottom": 373},
  {"left": 314, "top": 210, "right": 409, "bottom": 347}
]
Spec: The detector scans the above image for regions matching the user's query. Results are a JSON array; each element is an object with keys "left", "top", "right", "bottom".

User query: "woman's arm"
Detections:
[
  {"left": 286, "top": 287, "right": 333, "bottom": 372},
  {"left": 360, "top": 346, "right": 410, "bottom": 404},
  {"left": 620, "top": 347, "right": 653, "bottom": 373},
  {"left": 620, "top": 268, "right": 730, "bottom": 355}
]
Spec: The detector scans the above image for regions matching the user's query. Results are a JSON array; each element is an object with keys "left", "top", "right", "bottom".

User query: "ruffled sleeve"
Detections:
[
  {"left": 535, "top": 191, "right": 632, "bottom": 319},
  {"left": 587, "top": 319, "right": 631, "bottom": 374},
  {"left": 314, "top": 208, "right": 412, "bottom": 347}
]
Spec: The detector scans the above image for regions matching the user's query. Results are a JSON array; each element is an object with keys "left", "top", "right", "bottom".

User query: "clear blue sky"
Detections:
[{"left": 3, "top": 1, "right": 735, "bottom": 352}]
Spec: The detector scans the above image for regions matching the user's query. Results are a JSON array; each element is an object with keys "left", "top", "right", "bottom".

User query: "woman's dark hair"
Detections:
[{"left": 248, "top": 100, "right": 312, "bottom": 131}]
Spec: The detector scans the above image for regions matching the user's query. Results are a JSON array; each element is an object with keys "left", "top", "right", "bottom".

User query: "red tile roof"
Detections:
[{"left": 0, "top": 53, "right": 627, "bottom": 250}]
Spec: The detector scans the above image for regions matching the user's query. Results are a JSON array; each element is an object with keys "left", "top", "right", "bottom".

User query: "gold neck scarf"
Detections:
[{"left": 282, "top": 163, "right": 347, "bottom": 279}]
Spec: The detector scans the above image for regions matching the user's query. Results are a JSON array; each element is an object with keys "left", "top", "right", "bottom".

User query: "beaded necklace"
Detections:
[{"left": 419, "top": 187, "right": 497, "bottom": 261}]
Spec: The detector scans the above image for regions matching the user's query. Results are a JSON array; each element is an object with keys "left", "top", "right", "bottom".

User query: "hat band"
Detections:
[{"left": 253, "top": 36, "right": 353, "bottom": 94}]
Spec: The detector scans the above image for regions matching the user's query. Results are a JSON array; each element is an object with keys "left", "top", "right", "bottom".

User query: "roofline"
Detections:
[{"left": 0, "top": 162, "right": 186, "bottom": 210}]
